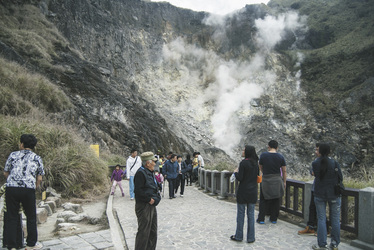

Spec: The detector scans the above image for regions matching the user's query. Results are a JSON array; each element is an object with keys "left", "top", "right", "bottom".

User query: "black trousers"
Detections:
[
  {"left": 308, "top": 191, "right": 317, "bottom": 228},
  {"left": 175, "top": 174, "right": 185, "bottom": 195},
  {"left": 135, "top": 202, "right": 157, "bottom": 250},
  {"left": 3, "top": 211, "right": 24, "bottom": 248},
  {"left": 5, "top": 187, "right": 37, "bottom": 248},
  {"left": 185, "top": 171, "right": 193, "bottom": 185},
  {"left": 257, "top": 186, "right": 281, "bottom": 222},
  {"left": 167, "top": 178, "right": 176, "bottom": 198}
]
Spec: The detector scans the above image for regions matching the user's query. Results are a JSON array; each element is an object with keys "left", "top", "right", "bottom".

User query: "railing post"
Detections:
[
  {"left": 218, "top": 170, "right": 229, "bottom": 200},
  {"left": 204, "top": 169, "right": 211, "bottom": 193},
  {"left": 210, "top": 170, "right": 218, "bottom": 196},
  {"left": 199, "top": 168, "right": 204, "bottom": 189},
  {"left": 303, "top": 181, "right": 313, "bottom": 226},
  {"left": 198, "top": 168, "right": 204, "bottom": 190},
  {"left": 352, "top": 187, "right": 374, "bottom": 250}
]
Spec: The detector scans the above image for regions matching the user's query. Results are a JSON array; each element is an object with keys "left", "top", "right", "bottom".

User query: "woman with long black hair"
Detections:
[
  {"left": 312, "top": 143, "right": 343, "bottom": 250},
  {"left": 230, "top": 145, "right": 259, "bottom": 244}
]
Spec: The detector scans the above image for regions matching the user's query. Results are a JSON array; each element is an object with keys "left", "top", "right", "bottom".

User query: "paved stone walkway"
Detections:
[
  {"left": 113, "top": 181, "right": 360, "bottom": 250},
  {"left": 40, "top": 230, "right": 114, "bottom": 249}
]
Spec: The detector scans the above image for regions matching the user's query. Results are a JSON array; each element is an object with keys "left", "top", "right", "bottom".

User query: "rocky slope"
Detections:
[{"left": 0, "top": 0, "right": 373, "bottom": 177}]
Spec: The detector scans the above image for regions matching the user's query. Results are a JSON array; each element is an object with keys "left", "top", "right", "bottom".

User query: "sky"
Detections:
[{"left": 151, "top": 0, "right": 270, "bottom": 15}]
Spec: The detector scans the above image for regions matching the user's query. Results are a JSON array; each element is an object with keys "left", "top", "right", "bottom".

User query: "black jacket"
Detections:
[
  {"left": 313, "top": 157, "right": 343, "bottom": 200},
  {"left": 234, "top": 159, "right": 258, "bottom": 204},
  {"left": 134, "top": 166, "right": 161, "bottom": 206}
]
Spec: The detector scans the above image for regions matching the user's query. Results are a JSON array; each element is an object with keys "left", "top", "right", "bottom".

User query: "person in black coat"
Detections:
[
  {"left": 230, "top": 145, "right": 259, "bottom": 243},
  {"left": 134, "top": 152, "right": 161, "bottom": 250},
  {"left": 175, "top": 155, "right": 188, "bottom": 197}
]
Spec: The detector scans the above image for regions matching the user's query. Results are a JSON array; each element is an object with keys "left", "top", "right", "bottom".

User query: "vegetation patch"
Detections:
[
  {"left": 0, "top": 115, "right": 109, "bottom": 198},
  {"left": 0, "top": 57, "right": 72, "bottom": 114}
]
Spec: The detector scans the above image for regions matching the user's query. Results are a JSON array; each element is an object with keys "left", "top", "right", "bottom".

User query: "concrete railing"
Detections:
[{"left": 198, "top": 168, "right": 374, "bottom": 250}]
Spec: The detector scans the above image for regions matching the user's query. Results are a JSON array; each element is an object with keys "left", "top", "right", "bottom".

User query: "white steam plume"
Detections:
[{"left": 160, "top": 11, "right": 306, "bottom": 155}]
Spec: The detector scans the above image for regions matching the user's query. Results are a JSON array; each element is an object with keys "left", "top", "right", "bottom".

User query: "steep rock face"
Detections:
[
  {"left": 44, "top": 0, "right": 320, "bottom": 171},
  {"left": 1, "top": 0, "right": 373, "bottom": 175}
]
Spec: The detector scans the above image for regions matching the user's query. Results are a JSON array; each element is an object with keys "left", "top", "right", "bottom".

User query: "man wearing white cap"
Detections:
[{"left": 134, "top": 151, "right": 161, "bottom": 250}]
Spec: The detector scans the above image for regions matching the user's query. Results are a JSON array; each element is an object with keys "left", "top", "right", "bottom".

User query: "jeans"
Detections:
[
  {"left": 314, "top": 196, "right": 341, "bottom": 247},
  {"left": 129, "top": 176, "right": 135, "bottom": 198},
  {"left": 235, "top": 203, "right": 255, "bottom": 242}
]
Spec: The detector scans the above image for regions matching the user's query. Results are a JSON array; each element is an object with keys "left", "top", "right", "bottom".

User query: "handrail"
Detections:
[{"left": 198, "top": 168, "right": 360, "bottom": 235}]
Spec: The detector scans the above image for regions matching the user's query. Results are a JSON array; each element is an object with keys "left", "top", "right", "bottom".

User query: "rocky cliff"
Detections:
[{"left": 0, "top": 0, "right": 373, "bottom": 178}]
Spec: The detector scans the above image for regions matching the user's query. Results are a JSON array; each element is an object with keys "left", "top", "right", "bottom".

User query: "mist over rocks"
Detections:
[{"left": 0, "top": 0, "right": 372, "bottom": 177}]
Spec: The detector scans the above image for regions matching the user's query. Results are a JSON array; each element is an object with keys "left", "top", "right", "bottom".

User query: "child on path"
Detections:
[
  {"left": 111, "top": 165, "right": 125, "bottom": 197},
  {"left": 155, "top": 170, "right": 164, "bottom": 191}
]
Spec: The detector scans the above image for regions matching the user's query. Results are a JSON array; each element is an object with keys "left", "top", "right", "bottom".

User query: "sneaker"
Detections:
[
  {"left": 256, "top": 220, "right": 265, "bottom": 224},
  {"left": 122, "top": 193, "right": 125, "bottom": 197},
  {"left": 111, "top": 192, "right": 114, "bottom": 195},
  {"left": 26, "top": 242, "right": 43, "bottom": 249},
  {"left": 130, "top": 197, "right": 134, "bottom": 200},
  {"left": 330, "top": 244, "right": 338, "bottom": 250},
  {"left": 270, "top": 220, "right": 277, "bottom": 224},
  {"left": 312, "top": 244, "right": 329, "bottom": 249},
  {"left": 180, "top": 194, "right": 183, "bottom": 197},
  {"left": 298, "top": 226, "right": 315, "bottom": 235}
]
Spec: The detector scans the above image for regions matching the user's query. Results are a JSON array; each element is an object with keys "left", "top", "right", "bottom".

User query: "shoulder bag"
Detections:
[{"left": 334, "top": 161, "right": 345, "bottom": 196}]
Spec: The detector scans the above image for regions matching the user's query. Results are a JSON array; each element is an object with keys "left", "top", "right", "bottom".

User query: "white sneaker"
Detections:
[
  {"left": 26, "top": 242, "right": 43, "bottom": 249},
  {"left": 180, "top": 194, "right": 184, "bottom": 197}
]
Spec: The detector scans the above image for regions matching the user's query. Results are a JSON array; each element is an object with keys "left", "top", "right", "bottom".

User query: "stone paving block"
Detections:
[
  {"left": 40, "top": 203, "right": 53, "bottom": 216},
  {"left": 36, "top": 207, "right": 48, "bottom": 224},
  {"left": 46, "top": 196, "right": 62, "bottom": 207},
  {"left": 42, "top": 243, "right": 70, "bottom": 249},
  {"left": 95, "top": 229, "right": 111, "bottom": 239},
  {"left": 81, "top": 235, "right": 106, "bottom": 244},
  {"left": 92, "top": 241, "right": 114, "bottom": 249},
  {"left": 59, "top": 235, "right": 87, "bottom": 245},
  {"left": 62, "top": 202, "right": 84, "bottom": 213},
  {"left": 78, "top": 232, "right": 98, "bottom": 239},
  {"left": 45, "top": 200, "right": 56, "bottom": 213},
  {"left": 41, "top": 239, "right": 64, "bottom": 247}
]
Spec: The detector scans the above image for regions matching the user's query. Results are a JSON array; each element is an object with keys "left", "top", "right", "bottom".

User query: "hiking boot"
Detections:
[
  {"left": 312, "top": 244, "right": 329, "bottom": 249},
  {"left": 298, "top": 226, "right": 315, "bottom": 235}
]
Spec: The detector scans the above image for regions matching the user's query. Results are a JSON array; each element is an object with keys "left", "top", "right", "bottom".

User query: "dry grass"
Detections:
[
  {"left": 0, "top": 4, "right": 68, "bottom": 69},
  {"left": 0, "top": 115, "right": 109, "bottom": 198},
  {"left": 0, "top": 57, "right": 72, "bottom": 115}
]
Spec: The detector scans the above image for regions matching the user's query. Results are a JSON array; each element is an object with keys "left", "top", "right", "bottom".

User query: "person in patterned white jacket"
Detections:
[{"left": 4, "top": 134, "right": 45, "bottom": 250}]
